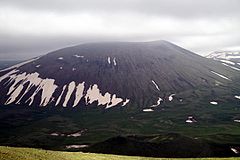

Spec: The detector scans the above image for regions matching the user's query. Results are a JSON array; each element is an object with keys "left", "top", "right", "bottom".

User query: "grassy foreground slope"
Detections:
[{"left": 0, "top": 146, "right": 239, "bottom": 160}]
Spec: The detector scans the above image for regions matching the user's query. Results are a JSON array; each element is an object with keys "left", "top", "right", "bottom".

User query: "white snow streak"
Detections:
[
  {"left": 58, "top": 57, "right": 63, "bottom": 60},
  {"left": 143, "top": 109, "right": 154, "bottom": 112},
  {"left": 235, "top": 96, "right": 240, "bottom": 100},
  {"left": 73, "top": 82, "right": 85, "bottom": 107},
  {"left": 106, "top": 94, "right": 123, "bottom": 108},
  {"left": 7, "top": 72, "right": 27, "bottom": 95},
  {"left": 231, "top": 148, "right": 239, "bottom": 154},
  {"left": 210, "top": 71, "right": 231, "bottom": 81},
  {"left": 122, "top": 99, "right": 130, "bottom": 106},
  {"left": 0, "top": 70, "right": 57, "bottom": 106},
  {"left": 63, "top": 81, "right": 76, "bottom": 107},
  {"left": 0, "top": 70, "right": 128, "bottom": 108},
  {"left": 220, "top": 60, "right": 235, "bottom": 65},
  {"left": 0, "top": 70, "right": 18, "bottom": 82},
  {"left": 227, "top": 55, "right": 240, "bottom": 59},
  {"left": 5, "top": 84, "right": 24, "bottom": 105},
  {"left": 16, "top": 73, "right": 43, "bottom": 104},
  {"left": 186, "top": 120, "right": 193, "bottom": 123},
  {"left": 151, "top": 80, "right": 160, "bottom": 91},
  {"left": 113, "top": 57, "right": 117, "bottom": 66},
  {"left": 74, "top": 55, "right": 84, "bottom": 58},
  {"left": 55, "top": 85, "right": 67, "bottom": 106},
  {"left": 40, "top": 79, "right": 57, "bottom": 106},
  {"left": 234, "top": 120, "right": 240, "bottom": 123},
  {"left": 27, "top": 78, "right": 57, "bottom": 106},
  {"left": 107, "top": 57, "right": 111, "bottom": 64},
  {"left": 210, "top": 101, "right": 218, "bottom": 105},
  {"left": 222, "top": 63, "right": 240, "bottom": 71}
]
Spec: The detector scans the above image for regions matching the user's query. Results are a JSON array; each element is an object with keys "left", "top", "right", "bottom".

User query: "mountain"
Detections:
[
  {"left": 0, "top": 41, "right": 239, "bottom": 109},
  {"left": 206, "top": 51, "right": 240, "bottom": 71},
  {"left": 0, "top": 41, "right": 240, "bottom": 158}
]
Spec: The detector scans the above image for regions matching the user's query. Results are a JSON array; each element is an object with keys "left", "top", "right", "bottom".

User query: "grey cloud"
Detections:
[
  {"left": 0, "top": 0, "right": 240, "bottom": 60},
  {"left": 1, "top": 0, "right": 239, "bottom": 18}
]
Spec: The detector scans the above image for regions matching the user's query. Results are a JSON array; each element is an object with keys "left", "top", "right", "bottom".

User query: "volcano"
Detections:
[
  {"left": 1, "top": 41, "right": 240, "bottom": 157},
  {"left": 0, "top": 40, "right": 239, "bottom": 109}
]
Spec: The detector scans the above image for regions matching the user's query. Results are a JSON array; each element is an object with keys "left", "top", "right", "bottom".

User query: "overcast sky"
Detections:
[{"left": 0, "top": 0, "right": 240, "bottom": 60}]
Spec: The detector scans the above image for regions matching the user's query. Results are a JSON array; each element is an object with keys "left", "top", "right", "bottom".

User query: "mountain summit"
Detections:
[{"left": 0, "top": 41, "right": 238, "bottom": 108}]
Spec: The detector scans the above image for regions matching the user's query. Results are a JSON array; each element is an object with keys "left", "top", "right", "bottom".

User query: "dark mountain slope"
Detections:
[{"left": 0, "top": 41, "right": 239, "bottom": 108}]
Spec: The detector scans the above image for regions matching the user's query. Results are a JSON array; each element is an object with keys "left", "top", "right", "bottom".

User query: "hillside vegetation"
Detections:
[{"left": 0, "top": 146, "right": 239, "bottom": 160}]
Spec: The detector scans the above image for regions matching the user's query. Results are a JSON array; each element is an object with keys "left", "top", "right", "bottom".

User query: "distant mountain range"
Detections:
[{"left": 206, "top": 51, "right": 240, "bottom": 71}]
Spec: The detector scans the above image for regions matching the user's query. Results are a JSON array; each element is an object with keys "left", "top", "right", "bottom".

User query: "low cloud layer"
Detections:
[{"left": 0, "top": 0, "right": 240, "bottom": 60}]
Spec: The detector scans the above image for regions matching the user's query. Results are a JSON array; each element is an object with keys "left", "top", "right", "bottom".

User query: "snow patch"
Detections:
[
  {"left": 5, "top": 84, "right": 24, "bottom": 105},
  {"left": 210, "top": 101, "right": 218, "bottom": 105},
  {"left": 113, "top": 57, "right": 117, "bottom": 66},
  {"left": 168, "top": 94, "right": 175, "bottom": 101},
  {"left": 55, "top": 85, "right": 67, "bottom": 106},
  {"left": 0, "top": 70, "right": 57, "bottom": 106},
  {"left": 122, "top": 99, "right": 130, "bottom": 106},
  {"left": 74, "top": 55, "right": 84, "bottom": 58},
  {"left": 15, "top": 73, "right": 43, "bottom": 104},
  {"left": 50, "top": 133, "right": 59, "bottom": 136},
  {"left": 73, "top": 82, "right": 85, "bottom": 107},
  {"left": 207, "top": 51, "right": 240, "bottom": 60},
  {"left": 106, "top": 94, "right": 123, "bottom": 109},
  {"left": 151, "top": 80, "right": 160, "bottom": 91},
  {"left": 63, "top": 81, "right": 76, "bottom": 107},
  {"left": 231, "top": 147, "right": 239, "bottom": 154},
  {"left": 186, "top": 116, "right": 197, "bottom": 123},
  {"left": 235, "top": 96, "right": 240, "bottom": 100},
  {"left": 0, "top": 70, "right": 127, "bottom": 109},
  {"left": 85, "top": 84, "right": 110, "bottom": 105},
  {"left": 227, "top": 55, "right": 240, "bottom": 59},
  {"left": 143, "top": 108, "right": 154, "bottom": 112},
  {"left": 211, "top": 71, "right": 231, "bottom": 81},
  {"left": 39, "top": 79, "right": 57, "bottom": 106},
  {"left": 150, "top": 97, "right": 163, "bottom": 107},
  {"left": 67, "top": 132, "right": 82, "bottom": 137},
  {"left": 222, "top": 63, "right": 240, "bottom": 71},
  {"left": 85, "top": 84, "right": 123, "bottom": 109},
  {"left": 0, "top": 70, "right": 18, "bottom": 82},
  {"left": 186, "top": 120, "right": 194, "bottom": 123},
  {"left": 66, "top": 145, "right": 88, "bottom": 149},
  {"left": 35, "top": 65, "right": 41, "bottom": 68},
  {"left": 234, "top": 120, "right": 240, "bottom": 123},
  {"left": 58, "top": 57, "right": 63, "bottom": 60},
  {"left": 220, "top": 60, "right": 235, "bottom": 65},
  {"left": 107, "top": 57, "right": 111, "bottom": 64}
]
